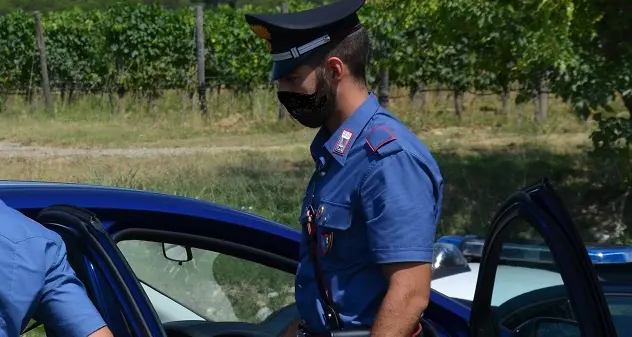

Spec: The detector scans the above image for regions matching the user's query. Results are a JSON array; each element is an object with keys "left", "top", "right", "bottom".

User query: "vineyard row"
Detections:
[{"left": 0, "top": 0, "right": 630, "bottom": 121}]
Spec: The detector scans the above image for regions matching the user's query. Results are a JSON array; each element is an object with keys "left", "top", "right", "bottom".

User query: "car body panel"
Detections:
[
  {"left": 3, "top": 181, "right": 476, "bottom": 335},
  {"left": 0, "top": 180, "right": 296, "bottom": 239},
  {"left": 0, "top": 180, "right": 300, "bottom": 264},
  {"left": 0, "top": 179, "right": 619, "bottom": 336}
]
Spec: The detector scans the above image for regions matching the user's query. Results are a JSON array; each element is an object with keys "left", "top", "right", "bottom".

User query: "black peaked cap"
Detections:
[{"left": 245, "top": 0, "right": 366, "bottom": 81}]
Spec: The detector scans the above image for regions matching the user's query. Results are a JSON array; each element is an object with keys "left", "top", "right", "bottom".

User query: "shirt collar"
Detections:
[{"left": 310, "top": 93, "right": 380, "bottom": 166}]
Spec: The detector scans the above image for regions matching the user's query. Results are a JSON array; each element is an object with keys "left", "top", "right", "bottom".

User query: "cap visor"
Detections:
[{"left": 271, "top": 56, "right": 311, "bottom": 81}]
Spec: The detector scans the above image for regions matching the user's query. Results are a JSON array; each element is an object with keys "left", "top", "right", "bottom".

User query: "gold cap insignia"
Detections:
[{"left": 250, "top": 24, "right": 271, "bottom": 41}]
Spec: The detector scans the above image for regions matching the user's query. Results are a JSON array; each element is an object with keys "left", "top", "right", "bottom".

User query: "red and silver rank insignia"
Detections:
[
  {"left": 320, "top": 233, "right": 334, "bottom": 255},
  {"left": 333, "top": 129, "right": 353, "bottom": 155}
]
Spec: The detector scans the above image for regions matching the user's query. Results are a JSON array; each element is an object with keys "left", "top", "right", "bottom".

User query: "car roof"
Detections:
[{"left": 0, "top": 180, "right": 299, "bottom": 241}]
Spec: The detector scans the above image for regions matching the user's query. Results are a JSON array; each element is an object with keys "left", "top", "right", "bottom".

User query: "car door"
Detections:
[
  {"left": 33, "top": 204, "right": 168, "bottom": 337},
  {"left": 1, "top": 181, "right": 298, "bottom": 337},
  {"left": 468, "top": 178, "right": 617, "bottom": 337},
  {"left": 106, "top": 209, "right": 300, "bottom": 337}
]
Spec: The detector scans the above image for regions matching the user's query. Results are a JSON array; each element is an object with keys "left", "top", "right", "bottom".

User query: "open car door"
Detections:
[
  {"left": 33, "top": 205, "right": 167, "bottom": 337},
  {"left": 468, "top": 179, "right": 618, "bottom": 337}
]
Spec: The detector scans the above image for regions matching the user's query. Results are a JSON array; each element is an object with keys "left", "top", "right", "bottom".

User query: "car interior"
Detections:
[
  {"left": 25, "top": 204, "right": 441, "bottom": 337},
  {"left": 493, "top": 284, "right": 632, "bottom": 336},
  {"left": 113, "top": 230, "right": 301, "bottom": 337}
]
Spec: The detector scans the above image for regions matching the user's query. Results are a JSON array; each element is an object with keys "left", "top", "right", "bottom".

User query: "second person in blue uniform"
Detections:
[
  {"left": 0, "top": 199, "right": 113, "bottom": 337},
  {"left": 246, "top": 0, "right": 444, "bottom": 336}
]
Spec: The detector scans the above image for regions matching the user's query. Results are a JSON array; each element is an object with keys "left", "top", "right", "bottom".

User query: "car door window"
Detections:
[
  {"left": 117, "top": 239, "right": 295, "bottom": 324},
  {"left": 468, "top": 183, "right": 617, "bottom": 337},
  {"left": 491, "top": 218, "right": 573, "bottom": 330}
]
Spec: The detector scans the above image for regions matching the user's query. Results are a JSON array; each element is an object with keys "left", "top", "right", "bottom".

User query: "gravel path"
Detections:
[
  {"left": 0, "top": 131, "right": 588, "bottom": 159},
  {"left": 0, "top": 141, "right": 308, "bottom": 158}
]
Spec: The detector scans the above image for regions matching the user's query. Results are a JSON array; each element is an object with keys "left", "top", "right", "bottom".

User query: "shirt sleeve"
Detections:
[
  {"left": 0, "top": 238, "right": 23, "bottom": 337},
  {"left": 359, "top": 150, "right": 442, "bottom": 264},
  {"left": 35, "top": 237, "right": 107, "bottom": 337}
]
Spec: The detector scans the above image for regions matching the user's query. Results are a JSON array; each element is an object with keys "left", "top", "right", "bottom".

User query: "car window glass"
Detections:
[
  {"left": 492, "top": 217, "right": 564, "bottom": 305},
  {"left": 492, "top": 217, "right": 576, "bottom": 330},
  {"left": 603, "top": 295, "right": 632, "bottom": 336},
  {"left": 117, "top": 240, "right": 295, "bottom": 324}
]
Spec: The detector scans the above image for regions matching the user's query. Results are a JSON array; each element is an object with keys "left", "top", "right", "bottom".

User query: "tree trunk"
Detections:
[
  {"left": 216, "top": 85, "right": 221, "bottom": 110},
  {"left": 116, "top": 56, "right": 126, "bottom": 99},
  {"left": 454, "top": 90, "right": 464, "bottom": 120},
  {"left": 68, "top": 85, "right": 75, "bottom": 104},
  {"left": 501, "top": 87, "right": 510, "bottom": 115},
  {"left": 108, "top": 90, "right": 116, "bottom": 114},
  {"left": 434, "top": 84, "right": 443, "bottom": 102},
  {"left": 622, "top": 92, "right": 632, "bottom": 116},
  {"left": 420, "top": 84, "right": 429, "bottom": 112},
  {"left": 378, "top": 68, "right": 389, "bottom": 108},
  {"left": 249, "top": 91, "right": 255, "bottom": 117},
  {"left": 535, "top": 76, "right": 548, "bottom": 123},
  {"left": 410, "top": 83, "right": 429, "bottom": 112}
]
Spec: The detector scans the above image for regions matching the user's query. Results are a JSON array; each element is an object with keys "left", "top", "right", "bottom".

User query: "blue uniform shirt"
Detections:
[
  {"left": 0, "top": 200, "right": 106, "bottom": 337},
  {"left": 294, "top": 93, "right": 444, "bottom": 333}
]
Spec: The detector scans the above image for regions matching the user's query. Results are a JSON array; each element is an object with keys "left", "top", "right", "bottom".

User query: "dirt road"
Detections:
[
  {"left": 0, "top": 130, "right": 590, "bottom": 158},
  {"left": 0, "top": 141, "right": 309, "bottom": 158}
]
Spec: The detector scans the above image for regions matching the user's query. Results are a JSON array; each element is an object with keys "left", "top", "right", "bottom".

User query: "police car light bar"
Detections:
[{"left": 438, "top": 235, "right": 632, "bottom": 264}]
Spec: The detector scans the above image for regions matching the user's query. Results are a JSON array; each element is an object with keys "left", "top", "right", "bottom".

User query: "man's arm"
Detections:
[
  {"left": 88, "top": 327, "right": 114, "bottom": 337},
  {"left": 371, "top": 263, "right": 431, "bottom": 336},
  {"left": 359, "top": 150, "right": 443, "bottom": 337},
  {"left": 35, "top": 237, "right": 113, "bottom": 337}
]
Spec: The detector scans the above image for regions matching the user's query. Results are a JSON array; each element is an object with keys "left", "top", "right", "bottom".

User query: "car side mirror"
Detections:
[
  {"left": 513, "top": 317, "right": 580, "bottom": 337},
  {"left": 162, "top": 243, "right": 193, "bottom": 264}
]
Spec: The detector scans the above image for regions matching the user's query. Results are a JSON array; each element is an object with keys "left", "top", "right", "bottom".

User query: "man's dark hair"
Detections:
[{"left": 309, "top": 27, "right": 371, "bottom": 85}]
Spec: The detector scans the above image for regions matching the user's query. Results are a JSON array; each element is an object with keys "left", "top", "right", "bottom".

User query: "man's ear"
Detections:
[{"left": 326, "top": 57, "right": 344, "bottom": 81}]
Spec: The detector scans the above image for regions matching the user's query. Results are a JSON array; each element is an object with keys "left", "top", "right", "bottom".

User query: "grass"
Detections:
[
  {"left": 0, "top": 86, "right": 601, "bottom": 149},
  {"left": 8, "top": 86, "right": 632, "bottom": 335}
]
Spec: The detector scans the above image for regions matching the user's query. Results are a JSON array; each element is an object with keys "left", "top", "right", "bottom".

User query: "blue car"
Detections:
[{"left": 1, "top": 178, "right": 624, "bottom": 337}]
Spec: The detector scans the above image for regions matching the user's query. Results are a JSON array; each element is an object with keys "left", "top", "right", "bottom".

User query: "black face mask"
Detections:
[
  {"left": 277, "top": 73, "right": 336, "bottom": 128},
  {"left": 277, "top": 91, "right": 330, "bottom": 128}
]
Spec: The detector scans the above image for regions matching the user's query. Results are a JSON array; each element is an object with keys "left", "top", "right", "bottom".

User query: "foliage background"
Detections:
[{"left": 2, "top": 2, "right": 632, "bottom": 335}]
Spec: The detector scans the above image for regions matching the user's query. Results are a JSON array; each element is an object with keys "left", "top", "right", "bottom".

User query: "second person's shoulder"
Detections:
[{"left": 0, "top": 199, "right": 63, "bottom": 245}]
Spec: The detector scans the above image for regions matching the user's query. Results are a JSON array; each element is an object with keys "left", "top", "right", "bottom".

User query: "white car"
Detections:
[{"left": 430, "top": 238, "right": 564, "bottom": 307}]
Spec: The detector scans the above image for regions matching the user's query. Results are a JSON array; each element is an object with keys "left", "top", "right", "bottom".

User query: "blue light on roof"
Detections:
[
  {"left": 438, "top": 235, "right": 632, "bottom": 265},
  {"left": 586, "top": 246, "right": 632, "bottom": 264}
]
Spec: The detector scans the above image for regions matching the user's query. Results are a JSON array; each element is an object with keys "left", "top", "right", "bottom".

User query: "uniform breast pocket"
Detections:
[{"left": 315, "top": 199, "right": 357, "bottom": 267}]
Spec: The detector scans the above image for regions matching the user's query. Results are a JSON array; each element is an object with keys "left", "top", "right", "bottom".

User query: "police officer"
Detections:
[
  {"left": 245, "top": 0, "right": 443, "bottom": 336},
  {"left": 0, "top": 200, "right": 113, "bottom": 337}
]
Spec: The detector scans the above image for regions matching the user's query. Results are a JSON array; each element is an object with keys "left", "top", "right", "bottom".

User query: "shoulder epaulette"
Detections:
[{"left": 365, "top": 125, "right": 402, "bottom": 157}]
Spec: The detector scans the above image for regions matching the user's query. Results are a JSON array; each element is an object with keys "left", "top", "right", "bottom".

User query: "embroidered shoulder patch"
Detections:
[
  {"left": 366, "top": 126, "right": 396, "bottom": 153},
  {"left": 333, "top": 129, "right": 354, "bottom": 155}
]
